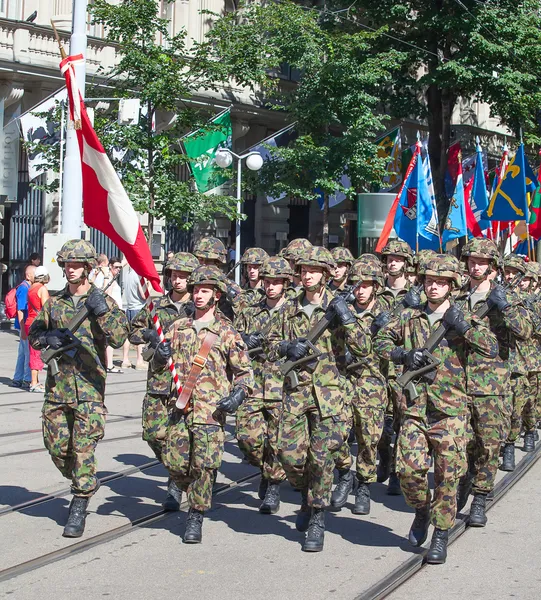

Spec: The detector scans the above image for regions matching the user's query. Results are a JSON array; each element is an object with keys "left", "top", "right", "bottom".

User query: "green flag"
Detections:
[{"left": 183, "top": 110, "right": 232, "bottom": 193}]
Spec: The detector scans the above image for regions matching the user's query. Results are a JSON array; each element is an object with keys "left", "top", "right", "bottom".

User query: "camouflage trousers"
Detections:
[
  {"left": 162, "top": 413, "right": 225, "bottom": 512},
  {"left": 42, "top": 400, "right": 106, "bottom": 497},
  {"left": 521, "top": 373, "right": 539, "bottom": 433},
  {"left": 334, "top": 406, "right": 353, "bottom": 471},
  {"left": 397, "top": 412, "right": 468, "bottom": 531},
  {"left": 377, "top": 380, "right": 401, "bottom": 471},
  {"left": 277, "top": 407, "right": 346, "bottom": 509},
  {"left": 235, "top": 398, "right": 285, "bottom": 483},
  {"left": 142, "top": 393, "right": 169, "bottom": 462},
  {"left": 466, "top": 395, "right": 506, "bottom": 494},
  {"left": 506, "top": 375, "right": 531, "bottom": 442}
]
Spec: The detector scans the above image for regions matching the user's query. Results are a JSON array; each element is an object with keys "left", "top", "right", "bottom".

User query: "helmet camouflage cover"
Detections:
[
  {"left": 260, "top": 256, "right": 294, "bottom": 280},
  {"left": 421, "top": 254, "right": 462, "bottom": 287},
  {"left": 193, "top": 236, "right": 227, "bottom": 264},
  {"left": 240, "top": 247, "right": 269, "bottom": 266},
  {"left": 187, "top": 265, "right": 227, "bottom": 293},
  {"left": 526, "top": 261, "right": 539, "bottom": 282},
  {"left": 165, "top": 252, "right": 199, "bottom": 274},
  {"left": 56, "top": 239, "right": 98, "bottom": 268},
  {"left": 380, "top": 239, "right": 414, "bottom": 265},
  {"left": 281, "top": 238, "right": 313, "bottom": 261},
  {"left": 461, "top": 238, "right": 501, "bottom": 265},
  {"left": 416, "top": 249, "right": 437, "bottom": 273},
  {"left": 331, "top": 246, "right": 354, "bottom": 265},
  {"left": 296, "top": 246, "right": 336, "bottom": 274},
  {"left": 503, "top": 254, "right": 528, "bottom": 275},
  {"left": 349, "top": 255, "right": 384, "bottom": 286}
]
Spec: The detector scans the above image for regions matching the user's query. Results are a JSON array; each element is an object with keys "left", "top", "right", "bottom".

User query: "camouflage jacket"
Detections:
[
  {"left": 239, "top": 285, "right": 266, "bottom": 310},
  {"left": 128, "top": 293, "right": 193, "bottom": 395},
  {"left": 153, "top": 313, "right": 254, "bottom": 425},
  {"left": 234, "top": 298, "right": 286, "bottom": 401},
  {"left": 380, "top": 280, "right": 411, "bottom": 308},
  {"left": 455, "top": 284, "right": 532, "bottom": 394},
  {"left": 28, "top": 285, "right": 129, "bottom": 405},
  {"left": 266, "top": 287, "right": 371, "bottom": 418},
  {"left": 516, "top": 290, "right": 540, "bottom": 374},
  {"left": 374, "top": 303, "right": 498, "bottom": 417}
]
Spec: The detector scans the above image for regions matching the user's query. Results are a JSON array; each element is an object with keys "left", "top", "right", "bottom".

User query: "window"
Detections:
[{"left": 0, "top": 0, "right": 21, "bottom": 19}]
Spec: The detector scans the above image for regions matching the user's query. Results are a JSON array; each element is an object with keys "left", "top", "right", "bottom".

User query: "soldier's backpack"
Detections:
[{"left": 4, "top": 283, "right": 23, "bottom": 319}]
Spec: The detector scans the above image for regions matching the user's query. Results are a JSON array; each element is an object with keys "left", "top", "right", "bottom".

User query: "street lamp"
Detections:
[{"left": 215, "top": 148, "right": 263, "bottom": 284}]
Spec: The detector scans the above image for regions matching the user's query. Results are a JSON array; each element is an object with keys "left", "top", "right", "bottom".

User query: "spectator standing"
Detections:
[
  {"left": 26, "top": 266, "right": 50, "bottom": 392},
  {"left": 89, "top": 254, "right": 110, "bottom": 289},
  {"left": 11, "top": 265, "right": 35, "bottom": 389},
  {"left": 105, "top": 257, "right": 129, "bottom": 373},
  {"left": 123, "top": 265, "right": 146, "bottom": 370},
  {"left": 29, "top": 253, "right": 41, "bottom": 267}
]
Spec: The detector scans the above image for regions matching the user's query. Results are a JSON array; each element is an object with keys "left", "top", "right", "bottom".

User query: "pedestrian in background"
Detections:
[
  {"left": 26, "top": 266, "right": 49, "bottom": 392},
  {"left": 123, "top": 264, "right": 147, "bottom": 370},
  {"left": 89, "top": 254, "right": 110, "bottom": 289},
  {"left": 11, "top": 265, "right": 35, "bottom": 389},
  {"left": 29, "top": 253, "right": 41, "bottom": 267},
  {"left": 105, "top": 256, "right": 129, "bottom": 373}
]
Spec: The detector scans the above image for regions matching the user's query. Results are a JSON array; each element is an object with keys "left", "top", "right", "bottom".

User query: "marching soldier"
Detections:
[
  {"left": 129, "top": 251, "right": 199, "bottom": 510},
  {"left": 267, "top": 246, "right": 371, "bottom": 552},
  {"left": 329, "top": 246, "right": 354, "bottom": 292},
  {"left": 234, "top": 256, "right": 292, "bottom": 513},
  {"left": 456, "top": 239, "right": 531, "bottom": 526},
  {"left": 151, "top": 265, "right": 253, "bottom": 544},
  {"left": 239, "top": 247, "right": 269, "bottom": 307},
  {"left": 374, "top": 254, "right": 498, "bottom": 564},
  {"left": 28, "top": 240, "right": 128, "bottom": 538}
]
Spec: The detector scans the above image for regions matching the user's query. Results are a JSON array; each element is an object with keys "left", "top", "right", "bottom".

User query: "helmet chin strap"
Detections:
[
  {"left": 304, "top": 273, "right": 327, "bottom": 293},
  {"left": 198, "top": 290, "right": 218, "bottom": 312},
  {"left": 65, "top": 265, "right": 89, "bottom": 285}
]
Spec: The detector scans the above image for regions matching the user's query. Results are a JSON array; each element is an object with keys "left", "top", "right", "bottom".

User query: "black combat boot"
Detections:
[
  {"left": 162, "top": 478, "right": 182, "bottom": 512},
  {"left": 331, "top": 469, "right": 355, "bottom": 509},
  {"left": 63, "top": 496, "right": 89, "bottom": 538},
  {"left": 535, "top": 430, "right": 540, "bottom": 442},
  {"left": 183, "top": 508, "right": 204, "bottom": 544},
  {"left": 501, "top": 443, "right": 515, "bottom": 471},
  {"left": 456, "top": 471, "right": 474, "bottom": 513},
  {"left": 469, "top": 493, "right": 487, "bottom": 527},
  {"left": 302, "top": 508, "right": 325, "bottom": 552},
  {"left": 387, "top": 472, "right": 402, "bottom": 495},
  {"left": 523, "top": 431, "right": 535, "bottom": 452},
  {"left": 426, "top": 528, "right": 449, "bottom": 564},
  {"left": 258, "top": 475, "right": 269, "bottom": 500},
  {"left": 259, "top": 483, "right": 281, "bottom": 514},
  {"left": 352, "top": 481, "right": 370, "bottom": 515},
  {"left": 296, "top": 489, "right": 311, "bottom": 532},
  {"left": 408, "top": 505, "right": 430, "bottom": 547},
  {"left": 377, "top": 447, "right": 392, "bottom": 483}
]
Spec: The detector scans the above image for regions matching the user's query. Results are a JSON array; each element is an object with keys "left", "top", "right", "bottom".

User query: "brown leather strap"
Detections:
[{"left": 176, "top": 330, "right": 219, "bottom": 410}]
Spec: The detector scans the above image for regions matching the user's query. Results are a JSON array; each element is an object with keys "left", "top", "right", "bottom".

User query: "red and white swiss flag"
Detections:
[{"left": 60, "top": 54, "right": 163, "bottom": 293}]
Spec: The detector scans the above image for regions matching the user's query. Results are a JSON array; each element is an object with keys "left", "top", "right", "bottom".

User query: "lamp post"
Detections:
[{"left": 215, "top": 149, "right": 263, "bottom": 284}]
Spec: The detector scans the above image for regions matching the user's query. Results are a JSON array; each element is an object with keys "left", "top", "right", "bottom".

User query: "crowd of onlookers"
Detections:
[{"left": 9, "top": 251, "right": 148, "bottom": 391}]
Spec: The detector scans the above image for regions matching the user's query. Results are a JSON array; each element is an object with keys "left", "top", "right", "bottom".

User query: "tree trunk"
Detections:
[{"left": 322, "top": 192, "right": 329, "bottom": 248}]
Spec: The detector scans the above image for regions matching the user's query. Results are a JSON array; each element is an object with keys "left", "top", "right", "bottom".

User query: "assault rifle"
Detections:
[{"left": 42, "top": 275, "right": 118, "bottom": 377}]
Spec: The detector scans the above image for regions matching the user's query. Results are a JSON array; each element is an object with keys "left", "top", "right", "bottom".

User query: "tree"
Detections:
[{"left": 207, "top": 1, "right": 403, "bottom": 246}]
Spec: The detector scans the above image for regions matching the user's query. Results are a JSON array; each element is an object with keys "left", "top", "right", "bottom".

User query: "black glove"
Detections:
[
  {"left": 226, "top": 284, "right": 240, "bottom": 302},
  {"left": 390, "top": 347, "right": 427, "bottom": 370},
  {"left": 39, "top": 328, "right": 71, "bottom": 349},
  {"left": 371, "top": 311, "right": 391, "bottom": 335},
  {"left": 328, "top": 296, "right": 356, "bottom": 326},
  {"left": 85, "top": 289, "right": 109, "bottom": 317},
  {"left": 344, "top": 346, "right": 354, "bottom": 366},
  {"left": 142, "top": 328, "right": 160, "bottom": 349},
  {"left": 241, "top": 332, "right": 262, "bottom": 350},
  {"left": 216, "top": 386, "right": 246, "bottom": 414},
  {"left": 278, "top": 338, "right": 309, "bottom": 361},
  {"left": 184, "top": 301, "right": 195, "bottom": 318},
  {"left": 443, "top": 305, "right": 471, "bottom": 336},
  {"left": 487, "top": 285, "right": 510, "bottom": 312},
  {"left": 154, "top": 340, "right": 172, "bottom": 366},
  {"left": 403, "top": 287, "right": 422, "bottom": 308}
]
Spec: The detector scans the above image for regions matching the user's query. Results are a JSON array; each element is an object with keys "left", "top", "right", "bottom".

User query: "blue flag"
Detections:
[
  {"left": 394, "top": 151, "right": 440, "bottom": 250},
  {"left": 471, "top": 144, "right": 490, "bottom": 232},
  {"left": 442, "top": 166, "right": 467, "bottom": 248},
  {"left": 486, "top": 144, "right": 537, "bottom": 221}
]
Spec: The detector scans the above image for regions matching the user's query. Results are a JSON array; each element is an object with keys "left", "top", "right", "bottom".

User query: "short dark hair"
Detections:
[
  {"left": 109, "top": 256, "right": 121, "bottom": 266},
  {"left": 29, "top": 252, "right": 40, "bottom": 261}
]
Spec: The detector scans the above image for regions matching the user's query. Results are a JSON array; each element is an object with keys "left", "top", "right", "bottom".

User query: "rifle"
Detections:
[{"left": 42, "top": 275, "right": 118, "bottom": 377}]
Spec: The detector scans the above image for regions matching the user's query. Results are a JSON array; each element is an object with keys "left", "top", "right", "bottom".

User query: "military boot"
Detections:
[
  {"left": 296, "top": 489, "right": 311, "bottom": 532},
  {"left": 259, "top": 483, "right": 280, "bottom": 514},
  {"left": 426, "top": 528, "right": 449, "bottom": 564},
  {"left": 302, "top": 508, "right": 325, "bottom": 552},
  {"left": 162, "top": 478, "right": 182, "bottom": 512},
  {"left": 534, "top": 430, "right": 540, "bottom": 442},
  {"left": 523, "top": 431, "right": 535, "bottom": 452},
  {"left": 408, "top": 505, "right": 430, "bottom": 547},
  {"left": 387, "top": 472, "right": 402, "bottom": 496},
  {"left": 352, "top": 482, "right": 370, "bottom": 515},
  {"left": 63, "top": 496, "right": 89, "bottom": 538},
  {"left": 331, "top": 469, "right": 355, "bottom": 509},
  {"left": 183, "top": 508, "right": 204, "bottom": 544},
  {"left": 501, "top": 443, "right": 515, "bottom": 471},
  {"left": 469, "top": 493, "right": 487, "bottom": 527},
  {"left": 456, "top": 471, "right": 474, "bottom": 513},
  {"left": 376, "top": 447, "right": 392, "bottom": 484},
  {"left": 258, "top": 475, "right": 269, "bottom": 500}
]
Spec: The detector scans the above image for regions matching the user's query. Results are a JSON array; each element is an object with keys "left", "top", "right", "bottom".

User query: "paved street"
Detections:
[{"left": 0, "top": 329, "right": 540, "bottom": 600}]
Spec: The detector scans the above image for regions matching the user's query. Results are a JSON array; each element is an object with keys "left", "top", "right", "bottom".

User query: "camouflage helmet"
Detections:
[
  {"left": 281, "top": 238, "right": 313, "bottom": 262},
  {"left": 349, "top": 255, "right": 384, "bottom": 287},
  {"left": 240, "top": 247, "right": 269, "bottom": 266},
  {"left": 296, "top": 246, "right": 336, "bottom": 274},
  {"left": 331, "top": 246, "right": 354, "bottom": 265},
  {"left": 421, "top": 254, "right": 462, "bottom": 287},
  {"left": 380, "top": 239, "right": 414, "bottom": 264},
  {"left": 193, "top": 236, "right": 227, "bottom": 264},
  {"left": 56, "top": 239, "right": 98, "bottom": 268},
  {"left": 527, "top": 261, "right": 541, "bottom": 281},
  {"left": 260, "top": 256, "right": 294, "bottom": 280},
  {"left": 165, "top": 252, "right": 199, "bottom": 276},
  {"left": 461, "top": 238, "right": 501, "bottom": 265},
  {"left": 526, "top": 261, "right": 539, "bottom": 282},
  {"left": 416, "top": 249, "right": 437, "bottom": 273},
  {"left": 187, "top": 265, "right": 227, "bottom": 293},
  {"left": 503, "top": 254, "right": 528, "bottom": 275}
]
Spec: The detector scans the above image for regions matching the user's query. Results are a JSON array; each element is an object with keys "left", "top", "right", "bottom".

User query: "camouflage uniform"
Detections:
[
  {"left": 128, "top": 252, "right": 199, "bottom": 461},
  {"left": 374, "top": 255, "right": 498, "bottom": 532},
  {"left": 239, "top": 247, "right": 269, "bottom": 308},
  {"left": 328, "top": 246, "right": 354, "bottom": 293},
  {"left": 526, "top": 261, "right": 541, "bottom": 425},
  {"left": 28, "top": 241, "right": 129, "bottom": 498},
  {"left": 154, "top": 266, "right": 254, "bottom": 512}
]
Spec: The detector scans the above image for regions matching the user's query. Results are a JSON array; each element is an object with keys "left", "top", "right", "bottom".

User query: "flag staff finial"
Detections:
[{"left": 50, "top": 20, "right": 67, "bottom": 60}]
